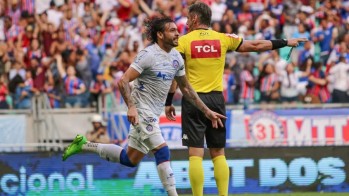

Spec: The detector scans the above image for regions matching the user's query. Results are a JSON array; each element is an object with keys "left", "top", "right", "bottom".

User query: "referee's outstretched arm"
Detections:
[{"left": 236, "top": 38, "right": 308, "bottom": 52}]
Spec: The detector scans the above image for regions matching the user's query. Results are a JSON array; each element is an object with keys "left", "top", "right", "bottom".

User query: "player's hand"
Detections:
[
  {"left": 204, "top": 110, "right": 227, "bottom": 129},
  {"left": 287, "top": 38, "right": 308, "bottom": 47},
  {"left": 165, "top": 105, "right": 176, "bottom": 121},
  {"left": 127, "top": 106, "right": 139, "bottom": 125}
]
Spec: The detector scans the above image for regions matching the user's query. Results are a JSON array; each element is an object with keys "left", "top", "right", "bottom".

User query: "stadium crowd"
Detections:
[{"left": 0, "top": 0, "right": 348, "bottom": 109}]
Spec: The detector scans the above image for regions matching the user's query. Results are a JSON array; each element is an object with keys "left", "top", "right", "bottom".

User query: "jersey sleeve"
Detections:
[
  {"left": 175, "top": 57, "right": 185, "bottom": 77},
  {"left": 222, "top": 33, "right": 243, "bottom": 51},
  {"left": 130, "top": 50, "right": 152, "bottom": 74}
]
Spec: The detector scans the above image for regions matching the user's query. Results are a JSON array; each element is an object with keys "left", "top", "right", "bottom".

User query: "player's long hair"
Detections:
[{"left": 144, "top": 16, "right": 174, "bottom": 44}]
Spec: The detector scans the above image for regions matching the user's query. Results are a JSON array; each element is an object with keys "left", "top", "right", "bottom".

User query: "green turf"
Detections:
[
  {"left": 181, "top": 193, "right": 348, "bottom": 196},
  {"left": 24, "top": 178, "right": 348, "bottom": 196}
]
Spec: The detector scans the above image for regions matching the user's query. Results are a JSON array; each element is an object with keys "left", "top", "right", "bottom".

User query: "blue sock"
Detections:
[
  {"left": 120, "top": 149, "right": 136, "bottom": 167},
  {"left": 154, "top": 146, "right": 170, "bottom": 165}
]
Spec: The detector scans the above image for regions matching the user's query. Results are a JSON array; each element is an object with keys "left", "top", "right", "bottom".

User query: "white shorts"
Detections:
[{"left": 128, "top": 121, "right": 165, "bottom": 154}]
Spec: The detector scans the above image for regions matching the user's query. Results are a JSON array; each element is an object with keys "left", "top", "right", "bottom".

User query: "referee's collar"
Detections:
[{"left": 194, "top": 28, "right": 209, "bottom": 30}]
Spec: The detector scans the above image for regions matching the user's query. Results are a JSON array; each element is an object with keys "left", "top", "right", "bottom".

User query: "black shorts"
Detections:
[{"left": 181, "top": 91, "right": 226, "bottom": 148}]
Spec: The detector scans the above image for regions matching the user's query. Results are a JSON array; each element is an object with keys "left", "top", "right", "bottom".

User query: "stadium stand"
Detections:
[{"left": 0, "top": 0, "right": 348, "bottom": 110}]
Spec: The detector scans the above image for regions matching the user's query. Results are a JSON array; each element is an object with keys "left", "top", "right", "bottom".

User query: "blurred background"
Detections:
[{"left": 0, "top": 0, "right": 348, "bottom": 195}]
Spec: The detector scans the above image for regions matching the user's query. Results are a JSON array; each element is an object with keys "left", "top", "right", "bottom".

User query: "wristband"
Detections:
[
  {"left": 165, "top": 93, "right": 174, "bottom": 106},
  {"left": 271, "top": 39, "right": 288, "bottom": 50}
]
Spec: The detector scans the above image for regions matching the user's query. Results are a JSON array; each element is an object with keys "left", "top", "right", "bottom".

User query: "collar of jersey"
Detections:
[{"left": 154, "top": 43, "right": 172, "bottom": 54}]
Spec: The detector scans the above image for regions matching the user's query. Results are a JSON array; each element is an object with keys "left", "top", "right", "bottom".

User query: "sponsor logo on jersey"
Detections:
[
  {"left": 156, "top": 72, "right": 174, "bottom": 80},
  {"left": 199, "top": 31, "right": 209, "bottom": 36},
  {"left": 143, "top": 117, "right": 157, "bottom": 123},
  {"left": 191, "top": 40, "right": 221, "bottom": 58}
]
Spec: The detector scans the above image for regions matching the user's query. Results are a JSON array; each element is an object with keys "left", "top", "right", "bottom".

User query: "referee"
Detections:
[{"left": 165, "top": 2, "right": 307, "bottom": 196}]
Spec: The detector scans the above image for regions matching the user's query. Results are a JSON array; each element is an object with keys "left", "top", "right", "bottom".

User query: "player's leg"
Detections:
[
  {"left": 182, "top": 97, "right": 206, "bottom": 196},
  {"left": 62, "top": 125, "right": 147, "bottom": 167},
  {"left": 205, "top": 92, "right": 229, "bottom": 196},
  {"left": 151, "top": 142, "right": 177, "bottom": 196},
  {"left": 137, "top": 122, "right": 178, "bottom": 196},
  {"left": 93, "top": 142, "right": 145, "bottom": 166}
]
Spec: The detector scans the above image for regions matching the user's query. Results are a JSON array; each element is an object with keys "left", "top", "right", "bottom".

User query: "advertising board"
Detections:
[
  {"left": 1, "top": 147, "right": 348, "bottom": 195},
  {"left": 109, "top": 108, "right": 349, "bottom": 147}
]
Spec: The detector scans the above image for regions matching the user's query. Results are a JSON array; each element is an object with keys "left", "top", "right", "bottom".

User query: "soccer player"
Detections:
[
  {"left": 62, "top": 17, "right": 226, "bottom": 196},
  {"left": 164, "top": 2, "right": 307, "bottom": 196}
]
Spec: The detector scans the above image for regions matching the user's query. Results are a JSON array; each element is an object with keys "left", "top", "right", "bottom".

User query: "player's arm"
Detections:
[
  {"left": 117, "top": 67, "right": 140, "bottom": 125},
  {"left": 236, "top": 38, "right": 308, "bottom": 52},
  {"left": 164, "top": 80, "right": 178, "bottom": 121},
  {"left": 118, "top": 67, "right": 140, "bottom": 108},
  {"left": 174, "top": 75, "right": 226, "bottom": 128}
]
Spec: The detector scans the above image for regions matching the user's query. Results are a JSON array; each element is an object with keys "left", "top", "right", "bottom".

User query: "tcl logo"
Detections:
[{"left": 191, "top": 40, "right": 221, "bottom": 58}]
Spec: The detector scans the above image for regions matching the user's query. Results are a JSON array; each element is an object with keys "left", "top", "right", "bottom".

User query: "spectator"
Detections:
[
  {"left": 298, "top": 41, "right": 314, "bottom": 69},
  {"left": 86, "top": 114, "right": 110, "bottom": 143},
  {"left": 283, "top": 0, "right": 302, "bottom": 39},
  {"left": 246, "top": 0, "right": 265, "bottom": 15},
  {"left": 225, "top": 0, "right": 243, "bottom": 15},
  {"left": 26, "top": 39, "right": 46, "bottom": 67},
  {"left": 9, "top": 60, "right": 25, "bottom": 81},
  {"left": 291, "top": 23, "right": 311, "bottom": 64},
  {"left": 7, "top": 0, "right": 21, "bottom": 25},
  {"left": 55, "top": 54, "right": 86, "bottom": 108},
  {"left": 45, "top": 70, "right": 61, "bottom": 108},
  {"left": 109, "top": 65, "right": 124, "bottom": 104},
  {"left": 306, "top": 62, "right": 331, "bottom": 103},
  {"left": 328, "top": 56, "right": 349, "bottom": 103},
  {"left": 211, "top": 0, "right": 227, "bottom": 23},
  {"left": 0, "top": 0, "right": 348, "bottom": 109},
  {"left": 50, "top": 29, "right": 71, "bottom": 56},
  {"left": 29, "top": 57, "right": 47, "bottom": 91},
  {"left": 21, "top": 0, "right": 35, "bottom": 14},
  {"left": 271, "top": 50, "right": 287, "bottom": 76},
  {"left": 62, "top": 6, "right": 78, "bottom": 44},
  {"left": 46, "top": 0, "right": 63, "bottom": 29},
  {"left": 85, "top": 34, "right": 102, "bottom": 79},
  {"left": 89, "top": 71, "right": 112, "bottom": 106},
  {"left": 223, "top": 65, "right": 235, "bottom": 104},
  {"left": 257, "top": 60, "right": 280, "bottom": 103},
  {"left": 0, "top": 74, "right": 10, "bottom": 109},
  {"left": 279, "top": 62, "right": 311, "bottom": 103},
  {"left": 35, "top": 13, "right": 56, "bottom": 56},
  {"left": 268, "top": 0, "right": 283, "bottom": 20},
  {"left": 239, "top": 63, "right": 255, "bottom": 108},
  {"left": 237, "top": 4, "right": 253, "bottom": 25},
  {"left": 0, "top": 47, "right": 9, "bottom": 75},
  {"left": 14, "top": 69, "right": 36, "bottom": 109},
  {"left": 313, "top": 17, "right": 334, "bottom": 66},
  {"left": 75, "top": 49, "right": 92, "bottom": 87}
]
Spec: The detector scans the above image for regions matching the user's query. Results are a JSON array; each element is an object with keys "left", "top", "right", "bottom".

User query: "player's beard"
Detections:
[{"left": 165, "top": 37, "right": 178, "bottom": 47}]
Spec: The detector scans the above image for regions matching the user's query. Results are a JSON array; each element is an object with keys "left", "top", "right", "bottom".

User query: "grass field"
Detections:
[{"left": 181, "top": 193, "right": 348, "bottom": 196}]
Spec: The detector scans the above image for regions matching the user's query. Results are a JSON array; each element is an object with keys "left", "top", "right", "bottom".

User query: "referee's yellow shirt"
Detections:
[{"left": 176, "top": 29, "right": 243, "bottom": 93}]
